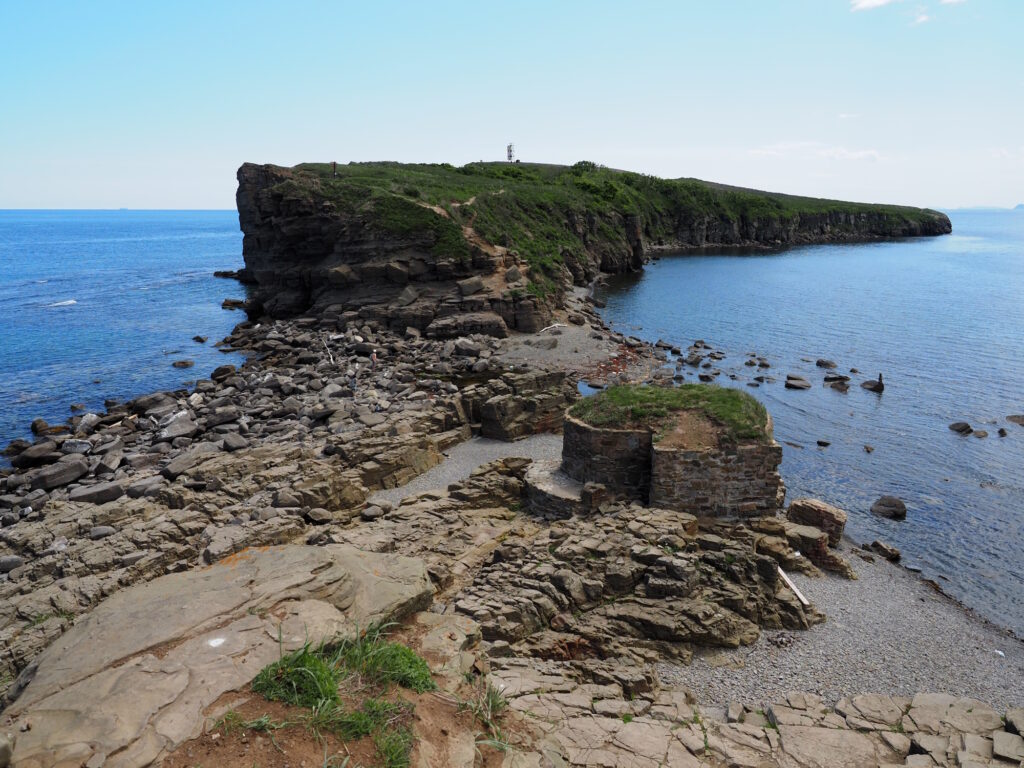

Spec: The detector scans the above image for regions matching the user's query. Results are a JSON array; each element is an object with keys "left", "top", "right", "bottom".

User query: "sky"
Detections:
[{"left": 1, "top": 0, "right": 1021, "bottom": 209}]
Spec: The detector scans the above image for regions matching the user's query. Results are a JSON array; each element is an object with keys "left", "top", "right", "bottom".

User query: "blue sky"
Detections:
[{"left": 1, "top": 0, "right": 1021, "bottom": 208}]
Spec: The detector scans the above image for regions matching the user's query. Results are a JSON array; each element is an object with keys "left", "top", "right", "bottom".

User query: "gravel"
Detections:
[
  {"left": 369, "top": 433, "right": 563, "bottom": 508},
  {"left": 659, "top": 540, "right": 1024, "bottom": 710}
]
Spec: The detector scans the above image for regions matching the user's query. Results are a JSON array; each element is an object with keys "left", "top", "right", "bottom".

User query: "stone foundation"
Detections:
[
  {"left": 561, "top": 414, "right": 652, "bottom": 499},
  {"left": 561, "top": 409, "right": 783, "bottom": 517},
  {"left": 649, "top": 438, "right": 784, "bottom": 518}
]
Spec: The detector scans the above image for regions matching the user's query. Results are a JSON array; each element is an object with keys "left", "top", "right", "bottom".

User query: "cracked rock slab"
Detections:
[{"left": 7, "top": 544, "right": 431, "bottom": 768}]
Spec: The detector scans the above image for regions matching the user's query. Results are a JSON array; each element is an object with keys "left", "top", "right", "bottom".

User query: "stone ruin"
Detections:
[{"left": 526, "top": 401, "right": 785, "bottom": 520}]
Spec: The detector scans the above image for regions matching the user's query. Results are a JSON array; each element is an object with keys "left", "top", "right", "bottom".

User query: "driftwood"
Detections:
[{"left": 778, "top": 566, "right": 810, "bottom": 606}]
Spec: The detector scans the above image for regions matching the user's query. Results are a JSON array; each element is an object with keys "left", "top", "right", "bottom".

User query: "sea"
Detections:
[
  {"left": 1, "top": 209, "right": 1022, "bottom": 637},
  {"left": 0, "top": 210, "right": 246, "bottom": 455},
  {"left": 595, "top": 210, "right": 1024, "bottom": 638}
]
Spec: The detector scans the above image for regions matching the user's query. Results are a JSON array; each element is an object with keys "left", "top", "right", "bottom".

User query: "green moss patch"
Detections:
[{"left": 570, "top": 383, "right": 768, "bottom": 442}]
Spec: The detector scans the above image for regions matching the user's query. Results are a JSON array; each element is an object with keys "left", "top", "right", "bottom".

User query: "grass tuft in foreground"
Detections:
[
  {"left": 329, "top": 625, "right": 436, "bottom": 693},
  {"left": 252, "top": 641, "right": 341, "bottom": 708},
  {"left": 570, "top": 383, "right": 768, "bottom": 442},
  {"left": 247, "top": 624, "right": 435, "bottom": 768}
]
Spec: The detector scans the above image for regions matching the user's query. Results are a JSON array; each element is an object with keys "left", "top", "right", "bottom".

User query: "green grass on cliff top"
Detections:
[
  {"left": 570, "top": 383, "right": 769, "bottom": 442},
  {"left": 273, "top": 160, "right": 945, "bottom": 295}
]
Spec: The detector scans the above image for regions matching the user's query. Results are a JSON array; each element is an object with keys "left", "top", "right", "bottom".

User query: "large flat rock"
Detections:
[{"left": 8, "top": 544, "right": 432, "bottom": 768}]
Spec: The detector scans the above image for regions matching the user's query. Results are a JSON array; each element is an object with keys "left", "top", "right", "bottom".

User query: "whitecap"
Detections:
[{"left": 46, "top": 299, "right": 78, "bottom": 307}]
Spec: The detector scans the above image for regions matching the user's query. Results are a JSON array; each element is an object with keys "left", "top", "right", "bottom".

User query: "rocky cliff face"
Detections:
[
  {"left": 644, "top": 207, "right": 952, "bottom": 249},
  {"left": 236, "top": 162, "right": 951, "bottom": 326},
  {"left": 236, "top": 163, "right": 553, "bottom": 335}
]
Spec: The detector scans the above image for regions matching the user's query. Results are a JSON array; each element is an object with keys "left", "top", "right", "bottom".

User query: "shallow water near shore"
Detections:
[
  {"left": 0, "top": 210, "right": 246, "bottom": 454},
  {"left": 596, "top": 210, "right": 1024, "bottom": 637}
]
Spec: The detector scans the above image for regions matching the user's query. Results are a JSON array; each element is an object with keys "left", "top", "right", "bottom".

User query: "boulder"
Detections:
[
  {"left": 949, "top": 421, "right": 973, "bottom": 435},
  {"left": 60, "top": 439, "right": 92, "bottom": 455},
  {"left": 870, "top": 495, "right": 907, "bottom": 520},
  {"left": 1007, "top": 415, "right": 1024, "bottom": 426},
  {"left": 222, "top": 432, "right": 249, "bottom": 451},
  {"left": 870, "top": 540, "right": 901, "bottom": 562},
  {"left": 0, "top": 555, "right": 25, "bottom": 574},
  {"left": 68, "top": 482, "right": 125, "bottom": 505},
  {"left": 457, "top": 275, "right": 485, "bottom": 296},
  {"left": 787, "top": 498, "right": 847, "bottom": 547},
  {"left": 89, "top": 525, "right": 117, "bottom": 540},
  {"left": 426, "top": 311, "right": 508, "bottom": 339},
  {"left": 210, "top": 364, "right": 237, "bottom": 382},
  {"left": 157, "top": 412, "right": 199, "bottom": 442},
  {"left": 10, "top": 440, "right": 58, "bottom": 469},
  {"left": 785, "top": 375, "right": 811, "bottom": 390},
  {"left": 815, "top": 359, "right": 837, "bottom": 369},
  {"left": 6, "top": 544, "right": 432, "bottom": 768},
  {"left": 30, "top": 457, "right": 89, "bottom": 491}
]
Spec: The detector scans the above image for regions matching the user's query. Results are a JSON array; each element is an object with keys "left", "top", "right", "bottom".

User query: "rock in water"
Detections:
[
  {"left": 785, "top": 375, "right": 811, "bottom": 390},
  {"left": 210, "top": 364, "right": 236, "bottom": 382},
  {"left": 1007, "top": 414, "right": 1024, "bottom": 426},
  {"left": 860, "top": 374, "right": 884, "bottom": 393},
  {"left": 4, "top": 544, "right": 431, "bottom": 767},
  {"left": 171, "top": 359, "right": 194, "bottom": 369},
  {"left": 815, "top": 359, "right": 837, "bottom": 369},
  {"left": 949, "top": 421, "right": 973, "bottom": 435},
  {"left": 870, "top": 495, "right": 907, "bottom": 520}
]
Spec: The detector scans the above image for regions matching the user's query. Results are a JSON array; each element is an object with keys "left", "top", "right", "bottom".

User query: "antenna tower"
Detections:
[{"left": 507, "top": 143, "right": 515, "bottom": 163}]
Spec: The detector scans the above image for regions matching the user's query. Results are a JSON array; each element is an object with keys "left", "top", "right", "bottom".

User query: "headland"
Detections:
[{"left": 2, "top": 163, "right": 1020, "bottom": 768}]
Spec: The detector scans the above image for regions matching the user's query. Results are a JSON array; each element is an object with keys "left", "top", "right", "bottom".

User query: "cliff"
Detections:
[{"left": 236, "top": 161, "right": 951, "bottom": 331}]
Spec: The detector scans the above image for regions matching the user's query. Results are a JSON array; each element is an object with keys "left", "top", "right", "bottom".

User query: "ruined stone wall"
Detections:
[
  {"left": 648, "top": 438, "right": 784, "bottom": 518},
  {"left": 561, "top": 414, "right": 652, "bottom": 499}
]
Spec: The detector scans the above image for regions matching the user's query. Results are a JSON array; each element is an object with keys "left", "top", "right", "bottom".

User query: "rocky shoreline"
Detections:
[
  {"left": 2, "top": 283, "right": 1021, "bottom": 765},
  {"left": 1, "top": 171, "right": 1019, "bottom": 766}
]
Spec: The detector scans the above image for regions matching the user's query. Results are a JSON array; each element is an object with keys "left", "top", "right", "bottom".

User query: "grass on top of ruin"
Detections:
[{"left": 570, "top": 383, "right": 769, "bottom": 442}]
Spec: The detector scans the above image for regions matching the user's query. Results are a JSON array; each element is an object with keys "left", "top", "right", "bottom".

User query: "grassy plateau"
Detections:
[
  {"left": 256, "top": 160, "right": 949, "bottom": 297},
  {"left": 570, "top": 383, "right": 769, "bottom": 442}
]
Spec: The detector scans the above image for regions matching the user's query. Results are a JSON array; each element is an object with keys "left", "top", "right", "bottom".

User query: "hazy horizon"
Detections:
[{"left": 2, "top": 1, "right": 1021, "bottom": 210}]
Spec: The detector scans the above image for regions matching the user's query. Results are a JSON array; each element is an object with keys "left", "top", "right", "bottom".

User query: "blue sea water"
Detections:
[
  {"left": 0, "top": 210, "right": 246, "bottom": 453},
  {"left": 596, "top": 211, "right": 1024, "bottom": 637}
]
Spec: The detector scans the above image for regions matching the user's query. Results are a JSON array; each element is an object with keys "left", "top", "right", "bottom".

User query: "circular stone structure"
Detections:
[{"left": 559, "top": 384, "right": 784, "bottom": 517}]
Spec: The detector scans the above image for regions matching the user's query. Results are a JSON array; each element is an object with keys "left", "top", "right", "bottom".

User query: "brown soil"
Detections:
[
  {"left": 656, "top": 410, "right": 720, "bottom": 451},
  {"left": 161, "top": 691, "right": 380, "bottom": 768},
  {"left": 161, "top": 615, "right": 521, "bottom": 768}
]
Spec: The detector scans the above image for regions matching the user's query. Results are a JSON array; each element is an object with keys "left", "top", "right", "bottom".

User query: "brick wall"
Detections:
[
  {"left": 648, "top": 439, "right": 784, "bottom": 517},
  {"left": 561, "top": 414, "right": 652, "bottom": 500}
]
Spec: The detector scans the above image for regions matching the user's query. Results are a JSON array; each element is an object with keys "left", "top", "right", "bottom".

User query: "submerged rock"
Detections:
[{"left": 870, "top": 495, "right": 907, "bottom": 520}]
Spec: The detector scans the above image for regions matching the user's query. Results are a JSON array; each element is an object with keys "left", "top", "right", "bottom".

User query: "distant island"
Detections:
[{"left": 235, "top": 160, "right": 952, "bottom": 326}]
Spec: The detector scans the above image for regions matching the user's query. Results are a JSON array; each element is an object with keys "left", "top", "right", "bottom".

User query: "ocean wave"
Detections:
[{"left": 46, "top": 299, "right": 77, "bottom": 307}]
